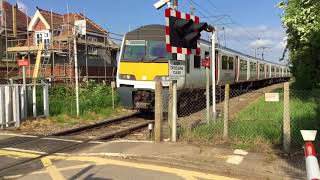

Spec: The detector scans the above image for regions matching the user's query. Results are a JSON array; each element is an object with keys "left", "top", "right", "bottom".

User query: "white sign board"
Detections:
[
  {"left": 265, "top": 93, "right": 279, "bottom": 102},
  {"left": 169, "top": 60, "right": 185, "bottom": 80},
  {"left": 74, "top": 20, "right": 86, "bottom": 36}
]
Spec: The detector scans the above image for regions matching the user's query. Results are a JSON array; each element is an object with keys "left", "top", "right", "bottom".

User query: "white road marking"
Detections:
[
  {"left": 41, "top": 137, "right": 83, "bottom": 143},
  {"left": 2, "top": 147, "right": 47, "bottom": 155},
  {"left": 226, "top": 155, "right": 244, "bottom": 165},
  {"left": 104, "top": 140, "right": 153, "bottom": 145},
  {"left": 0, "top": 133, "right": 38, "bottom": 138},
  {"left": 88, "top": 141, "right": 105, "bottom": 144},
  {"left": 233, "top": 149, "right": 248, "bottom": 156}
]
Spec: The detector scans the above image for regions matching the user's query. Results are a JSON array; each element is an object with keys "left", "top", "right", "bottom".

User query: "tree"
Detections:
[{"left": 278, "top": 0, "right": 320, "bottom": 89}]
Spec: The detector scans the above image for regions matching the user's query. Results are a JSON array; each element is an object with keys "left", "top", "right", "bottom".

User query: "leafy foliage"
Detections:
[
  {"left": 278, "top": 0, "right": 320, "bottom": 89},
  {"left": 49, "top": 82, "right": 119, "bottom": 116}
]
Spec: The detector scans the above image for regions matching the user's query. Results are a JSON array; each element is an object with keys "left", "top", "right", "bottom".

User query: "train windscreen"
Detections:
[{"left": 122, "top": 40, "right": 168, "bottom": 62}]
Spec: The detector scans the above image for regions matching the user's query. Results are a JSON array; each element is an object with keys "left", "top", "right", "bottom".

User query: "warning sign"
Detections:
[{"left": 169, "top": 60, "right": 185, "bottom": 80}]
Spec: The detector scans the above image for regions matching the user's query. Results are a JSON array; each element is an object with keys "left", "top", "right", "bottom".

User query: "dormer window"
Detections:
[{"left": 35, "top": 30, "right": 51, "bottom": 48}]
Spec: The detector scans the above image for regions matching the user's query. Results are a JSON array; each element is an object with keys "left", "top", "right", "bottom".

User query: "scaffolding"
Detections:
[{"left": 1, "top": 3, "right": 120, "bottom": 83}]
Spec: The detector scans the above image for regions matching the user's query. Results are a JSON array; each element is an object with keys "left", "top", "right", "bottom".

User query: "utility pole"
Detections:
[
  {"left": 190, "top": 1, "right": 195, "bottom": 15},
  {"left": 172, "top": 0, "right": 178, "bottom": 10},
  {"left": 73, "top": 29, "right": 80, "bottom": 116}
]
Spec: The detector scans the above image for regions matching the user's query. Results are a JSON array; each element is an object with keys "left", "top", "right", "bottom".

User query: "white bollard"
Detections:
[{"left": 301, "top": 130, "right": 320, "bottom": 180}]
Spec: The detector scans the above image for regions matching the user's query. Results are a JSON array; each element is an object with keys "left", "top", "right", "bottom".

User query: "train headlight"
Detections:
[
  {"left": 154, "top": 76, "right": 170, "bottom": 81},
  {"left": 119, "top": 74, "right": 136, "bottom": 80}
]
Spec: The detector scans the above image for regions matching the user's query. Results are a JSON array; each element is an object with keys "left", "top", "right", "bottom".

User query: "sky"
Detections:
[{"left": 6, "top": 0, "right": 287, "bottom": 63}]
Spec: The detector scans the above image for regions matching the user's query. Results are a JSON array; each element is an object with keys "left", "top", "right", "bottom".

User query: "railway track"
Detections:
[{"left": 52, "top": 112, "right": 154, "bottom": 140}]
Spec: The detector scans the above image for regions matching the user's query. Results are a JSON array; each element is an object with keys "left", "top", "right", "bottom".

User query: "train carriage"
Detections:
[{"left": 116, "top": 24, "right": 290, "bottom": 110}]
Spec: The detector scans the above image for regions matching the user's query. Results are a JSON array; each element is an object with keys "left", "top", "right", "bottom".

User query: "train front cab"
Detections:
[{"left": 116, "top": 39, "right": 172, "bottom": 110}]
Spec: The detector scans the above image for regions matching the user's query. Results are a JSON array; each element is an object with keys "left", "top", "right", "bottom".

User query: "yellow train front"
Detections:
[{"left": 116, "top": 25, "right": 170, "bottom": 110}]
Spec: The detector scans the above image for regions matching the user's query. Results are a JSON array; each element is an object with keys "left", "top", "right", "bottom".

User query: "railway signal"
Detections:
[{"left": 165, "top": 8, "right": 210, "bottom": 56}]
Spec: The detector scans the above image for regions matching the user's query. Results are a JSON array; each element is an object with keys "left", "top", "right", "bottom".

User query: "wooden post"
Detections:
[
  {"left": 223, "top": 84, "right": 230, "bottom": 139},
  {"left": 168, "top": 81, "right": 173, "bottom": 129},
  {"left": 172, "top": 81, "right": 177, "bottom": 142},
  {"left": 111, "top": 81, "right": 116, "bottom": 110},
  {"left": 283, "top": 82, "right": 291, "bottom": 152},
  {"left": 154, "top": 81, "right": 163, "bottom": 143}
]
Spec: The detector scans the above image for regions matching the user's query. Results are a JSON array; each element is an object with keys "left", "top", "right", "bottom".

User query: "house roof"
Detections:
[
  {"left": 37, "top": 7, "right": 64, "bottom": 29},
  {"left": 33, "top": 7, "right": 107, "bottom": 34},
  {"left": 1, "top": 1, "right": 30, "bottom": 31}
]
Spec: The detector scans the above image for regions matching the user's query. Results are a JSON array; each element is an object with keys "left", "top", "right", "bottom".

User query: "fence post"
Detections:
[
  {"left": 13, "top": 86, "right": 20, "bottom": 127},
  {"left": 168, "top": 82, "right": 173, "bottom": 129},
  {"left": 154, "top": 81, "right": 163, "bottom": 143},
  {"left": 43, "top": 84, "right": 49, "bottom": 117},
  {"left": 283, "top": 82, "right": 291, "bottom": 152},
  {"left": 223, "top": 84, "right": 230, "bottom": 139},
  {"left": 172, "top": 80, "right": 177, "bottom": 142},
  {"left": 5, "top": 86, "right": 12, "bottom": 128},
  {"left": 20, "top": 85, "right": 26, "bottom": 119},
  {"left": 0, "top": 87, "right": 4, "bottom": 128},
  {"left": 32, "top": 85, "right": 37, "bottom": 117}
]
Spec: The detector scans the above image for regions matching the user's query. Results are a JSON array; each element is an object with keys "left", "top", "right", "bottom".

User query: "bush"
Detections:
[{"left": 49, "top": 82, "right": 119, "bottom": 117}]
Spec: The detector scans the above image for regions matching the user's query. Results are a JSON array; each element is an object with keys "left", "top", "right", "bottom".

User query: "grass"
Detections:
[
  {"left": 47, "top": 81, "right": 121, "bottom": 125},
  {"left": 183, "top": 88, "right": 320, "bottom": 152}
]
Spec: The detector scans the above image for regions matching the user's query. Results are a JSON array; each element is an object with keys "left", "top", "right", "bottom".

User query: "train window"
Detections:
[
  {"left": 146, "top": 41, "right": 167, "bottom": 60},
  {"left": 228, "top": 57, "right": 234, "bottom": 70},
  {"left": 259, "top": 64, "right": 264, "bottom": 72},
  {"left": 123, "top": 41, "right": 146, "bottom": 60},
  {"left": 222, "top": 56, "right": 228, "bottom": 70},
  {"left": 240, "top": 59, "right": 247, "bottom": 71},
  {"left": 250, "top": 62, "right": 257, "bottom": 72},
  {"left": 194, "top": 56, "right": 201, "bottom": 69}
]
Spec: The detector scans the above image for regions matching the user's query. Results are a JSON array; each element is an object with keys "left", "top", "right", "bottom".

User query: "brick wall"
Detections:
[{"left": 33, "top": 19, "right": 47, "bottom": 31}]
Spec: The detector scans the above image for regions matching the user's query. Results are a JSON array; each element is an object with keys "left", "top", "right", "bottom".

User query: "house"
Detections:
[
  {"left": 0, "top": 1, "right": 30, "bottom": 79},
  {"left": 5, "top": 6, "right": 119, "bottom": 82}
]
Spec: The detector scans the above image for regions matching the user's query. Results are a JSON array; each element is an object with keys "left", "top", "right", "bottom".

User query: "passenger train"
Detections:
[{"left": 116, "top": 24, "right": 290, "bottom": 110}]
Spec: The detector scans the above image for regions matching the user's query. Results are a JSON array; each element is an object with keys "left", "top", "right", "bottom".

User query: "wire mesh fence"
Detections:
[
  {"left": 162, "top": 83, "right": 320, "bottom": 153},
  {"left": 158, "top": 83, "right": 320, "bottom": 177}
]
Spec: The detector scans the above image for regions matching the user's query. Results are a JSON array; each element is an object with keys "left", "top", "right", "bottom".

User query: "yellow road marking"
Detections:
[
  {"left": 49, "top": 155, "right": 239, "bottom": 180},
  {"left": 2, "top": 148, "right": 47, "bottom": 155},
  {"left": 2, "top": 174, "right": 23, "bottom": 179},
  {"left": 0, "top": 149, "right": 238, "bottom": 180},
  {"left": 0, "top": 149, "right": 40, "bottom": 158},
  {"left": 41, "top": 157, "right": 65, "bottom": 180}
]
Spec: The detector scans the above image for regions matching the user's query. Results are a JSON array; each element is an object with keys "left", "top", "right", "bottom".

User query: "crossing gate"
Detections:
[{"left": 0, "top": 83, "right": 49, "bottom": 128}]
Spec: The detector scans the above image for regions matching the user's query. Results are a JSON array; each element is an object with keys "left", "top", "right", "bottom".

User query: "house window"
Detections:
[
  {"left": 88, "top": 46, "right": 98, "bottom": 55},
  {"left": 240, "top": 59, "right": 247, "bottom": 71},
  {"left": 87, "top": 36, "right": 98, "bottom": 42},
  {"left": 35, "top": 31, "right": 51, "bottom": 48}
]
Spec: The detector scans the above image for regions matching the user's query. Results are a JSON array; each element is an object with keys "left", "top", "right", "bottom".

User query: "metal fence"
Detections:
[
  {"left": 0, "top": 83, "right": 49, "bottom": 129},
  {"left": 153, "top": 82, "right": 319, "bottom": 177}
]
